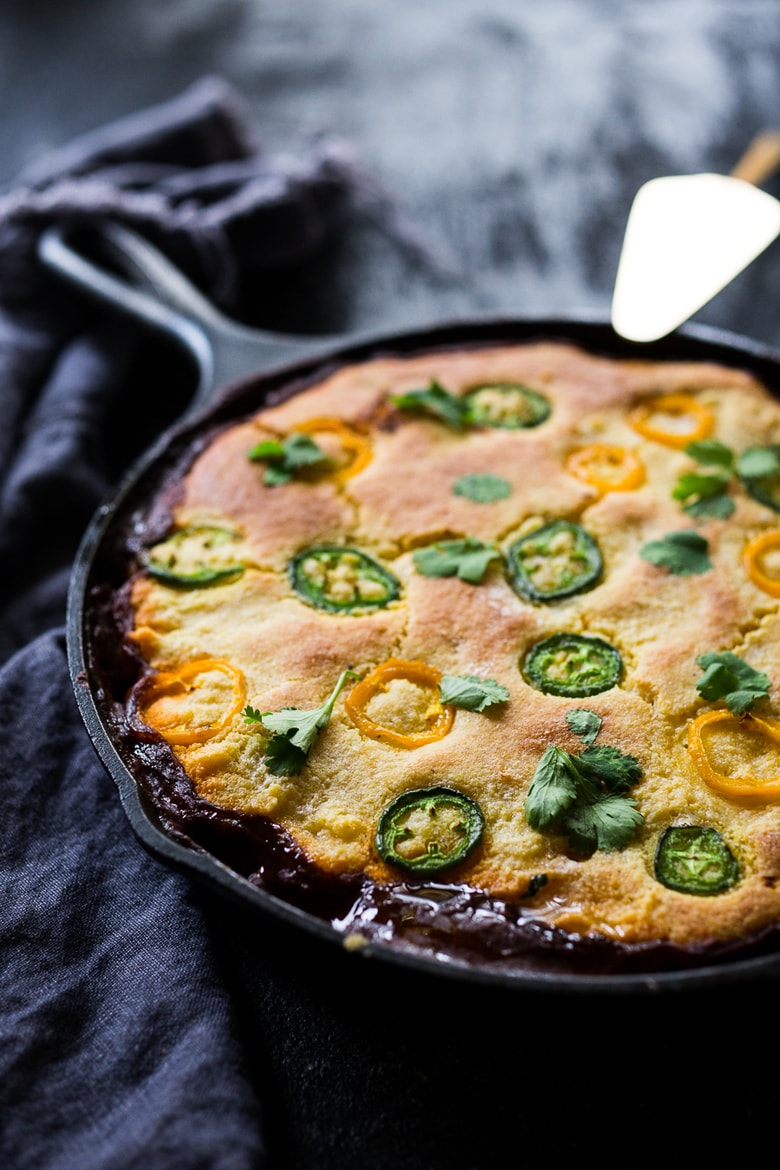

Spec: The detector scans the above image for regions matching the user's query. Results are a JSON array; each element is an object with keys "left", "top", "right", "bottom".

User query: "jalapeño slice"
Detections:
[
  {"left": 654, "top": 825, "right": 739, "bottom": 896},
  {"left": 376, "top": 786, "right": 485, "bottom": 875},
  {"left": 739, "top": 444, "right": 780, "bottom": 512},
  {"left": 146, "top": 525, "right": 245, "bottom": 588},
  {"left": 463, "top": 382, "right": 551, "bottom": 429},
  {"left": 290, "top": 546, "right": 400, "bottom": 613},
  {"left": 523, "top": 633, "right": 623, "bottom": 697},
  {"left": 507, "top": 520, "right": 603, "bottom": 602}
]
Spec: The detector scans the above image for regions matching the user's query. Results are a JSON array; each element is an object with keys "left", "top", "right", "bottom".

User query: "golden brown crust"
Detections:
[{"left": 126, "top": 341, "right": 780, "bottom": 951}]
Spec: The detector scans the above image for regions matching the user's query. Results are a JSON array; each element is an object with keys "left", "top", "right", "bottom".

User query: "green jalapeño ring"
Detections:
[
  {"left": 523, "top": 633, "right": 623, "bottom": 697},
  {"left": 507, "top": 520, "right": 603, "bottom": 603},
  {"left": 376, "top": 786, "right": 485, "bottom": 875},
  {"left": 654, "top": 825, "right": 740, "bottom": 896},
  {"left": 463, "top": 382, "right": 551, "bottom": 430},
  {"left": 290, "top": 546, "right": 401, "bottom": 613},
  {"left": 146, "top": 525, "right": 245, "bottom": 588}
]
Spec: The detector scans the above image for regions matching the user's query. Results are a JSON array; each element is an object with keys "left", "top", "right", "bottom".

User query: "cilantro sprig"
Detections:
[
  {"left": 685, "top": 439, "right": 735, "bottom": 469},
  {"left": 412, "top": 537, "right": 503, "bottom": 584},
  {"left": 672, "top": 438, "right": 780, "bottom": 520},
  {"left": 244, "top": 668, "right": 361, "bottom": 775},
  {"left": 439, "top": 674, "right": 510, "bottom": 711},
  {"left": 525, "top": 709, "right": 643, "bottom": 854},
  {"left": 672, "top": 472, "right": 735, "bottom": 520},
  {"left": 737, "top": 445, "right": 780, "bottom": 513},
  {"left": 390, "top": 380, "right": 468, "bottom": 430},
  {"left": 247, "top": 432, "right": 331, "bottom": 486},
  {"left": 737, "top": 446, "right": 780, "bottom": 481},
  {"left": 564, "top": 708, "right": 602, "bottom": 746},
  {"left": 671, "top": 439, "right": 735, "bottom": 519},
  {"left": 453, "top": 474, "right": 512, "bottom": 504},
  {"left": 694, "top": 651, "right": 771, "bottom": 716},
  {"left": 639, "top": 530, "right": 712, "bottom": 576}
]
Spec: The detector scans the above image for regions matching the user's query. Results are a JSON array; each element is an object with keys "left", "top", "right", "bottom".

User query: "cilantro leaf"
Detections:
[
  {"left": 673, "top": 441, "right": 780, "bottom": 520},
  {"left": 246, "top": 668, "right": 361, "bottom": 774},
  {"left": 263, "top": 735, "right": 309, "bottom": 776},
  {"left": 261, "top": 705, "right": 329, "bottom": 752},
  {"left": 390, "top": 380, "right": 468, "bottom": 430},
  {"left": 566, "top": 708, "right": 602, "bottom": 747},
  {"left": 525, "top": 715, "right": 644, "bottom": 854},
  {"left": 575, "top": 744, "right": 642, "bottom": 794},
  {"left": 736, "top": 446, "right": 780, "bottom": 481},
  {"left": 561, "top": 792, "right": 644, "bottom": 854},
  {"left": 412, "top": 537, "right": 503, "bottom": 584},
  {"left": 672, "top": 461, "right": 735, "bottom": 520},
  {"left": 682, "top": 493, "right": 736, "bottom": 520},
  {"left": 263, "top": 465, "right": 295, "bottom": 487},
  {"left": 672, "top": 470, "right": 731, "bottom": 503},
  {"left": 248, "top": 432, "right": 331, "bottom": 486},
  {"left": 695, "top": 651, "right": 771, "bottom": 715},
  {"left": 452, "top": 474, "right": 512, "bottom": 504},
  {"left": 672, "top": 470, "right": 734, "bottom": 523},
  {"left": 439, "top": 674, "right": 510, "bottom": 711},
  {"left": 260, "top": 668, "right": 361, "bottom": 753},
  {"left": 524, "top": 745, "right": 581, "bottom": 830},
  {"left": 684, "top": 439, "right": 735, "bottom": 469},
  {"left": 274, "top": 433, "right": 329, "bottom": 468},
  {"left": 248, "top": 439, "right": 285, "bottom": 460},
  {"left": 639, "top": 530, "right": 712, "bottom": 576}
]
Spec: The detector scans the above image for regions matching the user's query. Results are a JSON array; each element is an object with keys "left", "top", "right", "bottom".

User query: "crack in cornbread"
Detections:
[{"left": 125, "top": 341, "right": 780, "bottom": 956}]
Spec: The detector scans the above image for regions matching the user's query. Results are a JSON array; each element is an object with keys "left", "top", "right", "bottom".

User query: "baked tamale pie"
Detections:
[{"left": 108, "top": 339, "right": 780, "bottom": 974}]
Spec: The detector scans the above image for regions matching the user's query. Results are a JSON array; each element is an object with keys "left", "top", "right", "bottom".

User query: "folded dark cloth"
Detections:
[
  {"left": 0, "top": 75, "right": 355, "bottom": 311},
  {"left": 0, "top": 79, "right": 359, "bottom": 1170}
]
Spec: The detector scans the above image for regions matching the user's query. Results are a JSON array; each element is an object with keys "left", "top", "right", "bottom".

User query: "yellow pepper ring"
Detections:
[
  {"left": 628, "top": 393, "right": 714, "bottom": 448},
  {"left": 565, "top": 443, "right": 645, "bottom": 493},
  {"left": 688, "top": 708, "right": 780, "bottom": 799},
  {"left": 293, "top": 417, "right": 373, "bottom": 482},
  {"left": 344, "top": 658, "right": 454, "bottom": 748},
  {"left": 138, "top": 658, "right": 247, "bottom": 746},
  {"left": 744, "top": 529, "right": 780, "bottom": 598}
]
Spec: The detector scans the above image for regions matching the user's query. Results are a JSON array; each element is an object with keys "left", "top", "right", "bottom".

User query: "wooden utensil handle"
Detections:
[{"left": 730, "top": 130, "right": 780, "bottom": 185}]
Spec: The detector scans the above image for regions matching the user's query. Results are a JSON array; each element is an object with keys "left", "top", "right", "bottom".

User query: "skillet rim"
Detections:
[{"left": 68, "top": 310, "right": 780, "bottom": 994}]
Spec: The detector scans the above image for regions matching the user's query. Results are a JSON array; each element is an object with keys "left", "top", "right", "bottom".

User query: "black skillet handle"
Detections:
[{"left": 37, "top": 220, "right": 331, "bottom": 413}]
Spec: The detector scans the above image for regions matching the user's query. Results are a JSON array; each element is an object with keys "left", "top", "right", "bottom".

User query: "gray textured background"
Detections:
[{"left": 4, "top": 0, "right": 780, "bottom": 342}]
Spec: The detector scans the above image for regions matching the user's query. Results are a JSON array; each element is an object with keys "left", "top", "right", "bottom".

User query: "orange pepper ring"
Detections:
[
  {"left": 138, "top": 658, "right": 246, "bottom": 746},
  {"left": 344, "top": 658, "right": 454, "bottom": 748},
  {"left": 744, "top": 529, "right": 780, "bottom": 598},
  {"left": 292, "top": 417, "right": 372, "bottom": 482},
  {"left": 629, "top": 393, "right": 714, "bottom": 448},
  {"left": 688, "top": 708, "right": 780, "bottom": 799},
  {"left": 565, "top": 443, "right": 645, "bottom": 493}
]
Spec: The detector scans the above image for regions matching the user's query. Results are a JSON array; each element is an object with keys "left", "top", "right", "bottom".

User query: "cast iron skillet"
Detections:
[{"left": 38, "top": 220, "right": 780, "bottom": 995}]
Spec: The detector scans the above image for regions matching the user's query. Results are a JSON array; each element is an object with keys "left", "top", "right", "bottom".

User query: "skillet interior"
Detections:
[{"left": 70, "top": 314, "right": 780, "bottom": 994}]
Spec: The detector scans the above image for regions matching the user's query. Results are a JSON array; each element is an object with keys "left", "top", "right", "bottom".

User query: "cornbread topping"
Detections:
[{"left": 110, "top": 339, "right": 780, "bottom": 972}]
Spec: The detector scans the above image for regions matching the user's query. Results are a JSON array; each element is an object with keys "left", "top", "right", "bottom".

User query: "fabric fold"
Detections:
[
  {"left": 0, "top": 75, "right": 356, "bottom": 311},
  {"left": 0, "top": 77, "right": 360, "bottom": 1170}
]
